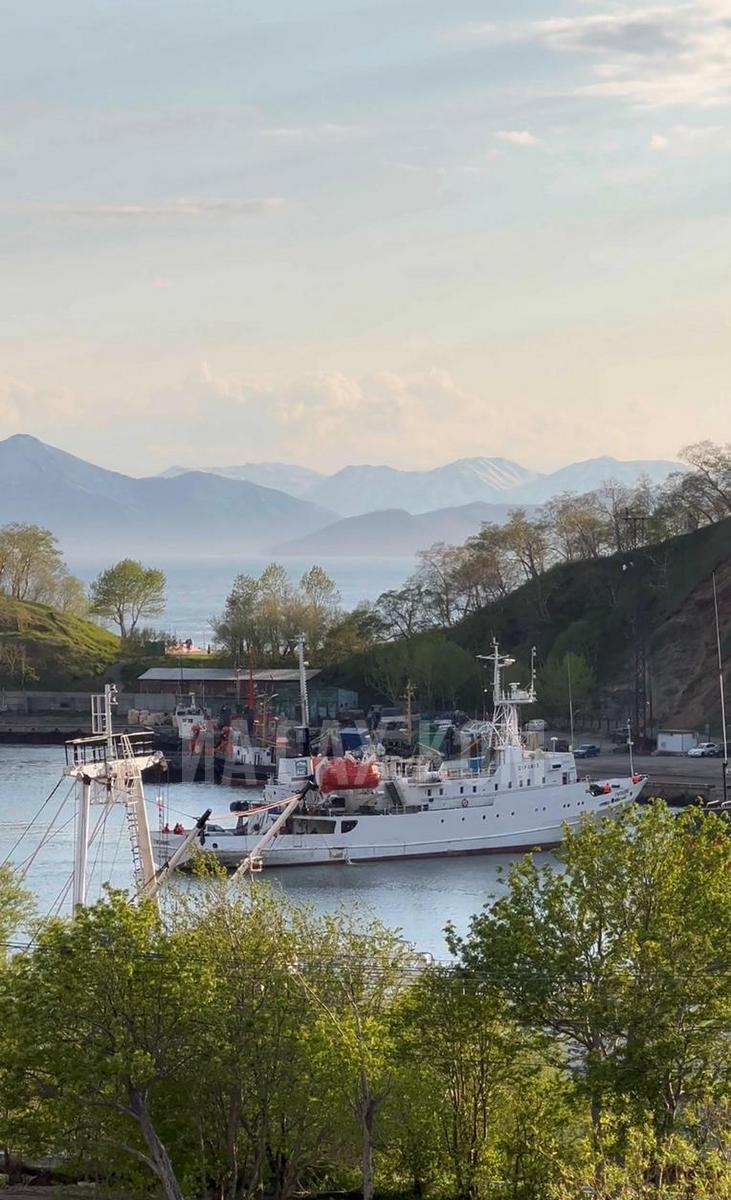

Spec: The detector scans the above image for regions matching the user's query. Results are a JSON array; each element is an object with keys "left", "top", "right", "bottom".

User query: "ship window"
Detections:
[
  {"left": 495, "top": 784, "right": 498, "bottom": 791},
  {"left": 482, "top": 815, "right": 486, "bottom": 820},
  {"left": 526, "top": 779, "right": 530, "bottom": 786},
  {"left": 508, "top": 781, "right": 512, "bottom": 789},
  {"left": 519, "top": 780, "right": 523, "bottom": 787},
  {"left": 460, "top": 787, "right": 463, "bottom": 794},
  {"left": 341, "top": 820, "right": 358, "bottom": 833},
  {"left": 439, "top": 788, "right": 444, "bottom": 796},
  {"left": 427, "top": 789, "right": 432, "bottom": 797},
  {"left": 562, "top": 773, "right": 568, "bottom": 785},
  {"left": 473, "top": 786, "right": 477, "bottom": 793}
]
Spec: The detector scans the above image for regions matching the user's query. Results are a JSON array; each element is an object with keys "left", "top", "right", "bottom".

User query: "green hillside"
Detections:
[
  {"left": 453, "top": 516, "right": 730, "bottom": 666},
  {"left": 327, "top": 517, "right": 731, "bottom": 727},
  {"left": 0, "top": 596, "right": 120, "bottom": 687}
]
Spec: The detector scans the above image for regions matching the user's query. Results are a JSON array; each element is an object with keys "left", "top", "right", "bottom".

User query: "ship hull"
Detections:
[{"left": 152, "top": 776, "right": 645, "bottom": 869}]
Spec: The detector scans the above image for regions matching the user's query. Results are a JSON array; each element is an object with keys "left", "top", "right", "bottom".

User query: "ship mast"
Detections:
[
  {"left": 66, "top": 685, "right": 165, "bottom": 912},
  {"left": 477, "top": 640, "right": 536, "bottom": 750}
]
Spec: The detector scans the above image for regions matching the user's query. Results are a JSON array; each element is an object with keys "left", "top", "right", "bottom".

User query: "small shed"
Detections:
[{"left": 656, "top": 729, "right": 698, "bottom": 754}]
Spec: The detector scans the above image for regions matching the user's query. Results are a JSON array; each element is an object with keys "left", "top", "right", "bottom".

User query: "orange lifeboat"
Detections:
[{"left": 316, "top": 755, "right": 381, "bottom": 794}]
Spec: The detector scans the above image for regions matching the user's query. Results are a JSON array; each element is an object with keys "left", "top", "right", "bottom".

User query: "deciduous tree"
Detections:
[{"left": 89, "top": 559, "right": 166, "bottom": 638}]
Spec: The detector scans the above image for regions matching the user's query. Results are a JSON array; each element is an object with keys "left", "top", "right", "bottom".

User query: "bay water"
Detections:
[{"left": 0, "top": 744, "right": 537, "bottom": 958}]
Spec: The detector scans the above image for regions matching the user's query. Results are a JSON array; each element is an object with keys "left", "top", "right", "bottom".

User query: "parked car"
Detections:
[
  {"left": 574, "top": 743, "right": 601, "bottom": 758},
  {"left": 687, "top": 742, "right": 722, "bottom": 758}
]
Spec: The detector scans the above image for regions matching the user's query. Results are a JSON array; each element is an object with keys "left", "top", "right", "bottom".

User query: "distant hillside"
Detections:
[
  {"left": 0, "top": 435, "right": 335, "bottom": 554},
  {"left": 0, "top": 596, "right": 120, "bottom": 687},
  {"left": 273, "top": 502, "right": 520, "bottom": 556},
  {"left": 159, "top": 461, "right": 324, "bottom": 498},
  {"left": 303, "top": 457, "right": 538, "bottom": 515}
]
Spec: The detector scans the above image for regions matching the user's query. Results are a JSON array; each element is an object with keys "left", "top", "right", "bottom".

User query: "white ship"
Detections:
[{"left": 152, "top": 642, "right": 646, "bottom": 871}]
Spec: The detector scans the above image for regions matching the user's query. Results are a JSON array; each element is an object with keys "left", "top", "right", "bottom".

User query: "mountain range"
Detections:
[
  {"left": 159, "top": 454, "right": 680, "bottom": 515},
  {"left": 0, "top": 436, "right": 335, "bottom": 554},
  {"left": 0, "top": 435, "right": 681, "bottom": 558}
]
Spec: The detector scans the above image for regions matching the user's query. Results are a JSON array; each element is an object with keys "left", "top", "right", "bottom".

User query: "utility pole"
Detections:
[
  {"left": 713, "top": 572, "right": 728, "bottom": 807},
  {"left": 567, "top": 654, "right": 575, "bottom": 750},
  {"left": 623, "top": 514, "right": 649, "bottom": 749},
  {"left": 297, "top": 634, "right": 310, "bottom": 728},
  {"left": 404, "top": 679, "right": 414, "bottom": 744}
]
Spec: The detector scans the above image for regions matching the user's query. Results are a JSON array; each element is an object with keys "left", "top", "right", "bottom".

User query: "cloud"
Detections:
[
  {"left": 535, "top": 2, "right": 731, "bottom": 109},
  {"left": 23, "top": 198, "right": 286, "bottom": 219},
  {"left": 196, "top": 364, "right": 488, "bottom": 468},
  {"left": 258, "top": 123, "right": 354, "bottom": 139},
  {"left": 494, "top": 130, "right": 541, "bottom": 146},
  {"left": 454, "top": 3, "right": 731, "bottom": 110},
  {"left": 648, "top": 122, "right": 727, "bottom": 149}
]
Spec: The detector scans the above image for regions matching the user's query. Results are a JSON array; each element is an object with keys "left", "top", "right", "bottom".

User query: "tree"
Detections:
[
  {"left": 0, "top": 523, "right": 84, "bottom": 607},
  {"left": 374, "top": 581, "right": 430, "bottom": 641},
  {"left": 449, "top": 805, "right": 731, "bottom": 1177},
  {"left": 460, "top": 523, "right": 518, "bottom": 608},
  {"left": 543, "top": 492, "right": 612, "bottom": 562},
  {"left": 0, "top": 865, "right": 30, "bottom": 953},
  {"left": 211, "top": 572, "right": 261, "bottom": 661},
  {"left": 89, "top": 559, "right": 166, "bottom": 638},
  {"left": 502, "top": 509, "right": 551, "bottom": 585},
  {"left": 10, "top": 892, "right": 208, "bottom": 1200},
  {"left": 176, "top": 882, "right": 341, "bottom": 1200},
  {"left": 301, "top": 912, "right": 415, "bottom": 1200},
  {"left": 394, "top": 967, "right": 520, "bottom": 1200},
  {"left": 321, "top": 603, "right": 385, "bottom": 664},
  {"left": 679, "top": 440, "right": 731, "bottom": 516},
  {"left": 414, "top": 543, "right": 471, "bottom": 628},
  {"left": 298, "top": 565, "right": 341, "bottom": 650}
]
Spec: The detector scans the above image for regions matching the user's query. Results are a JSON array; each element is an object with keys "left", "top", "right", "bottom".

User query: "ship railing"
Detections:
[
  {"left": 65, "top": 730, "right": 157, "bottom": 768},
  {"left": 382, "top": 759, "right": 498, "bottom": 784}
]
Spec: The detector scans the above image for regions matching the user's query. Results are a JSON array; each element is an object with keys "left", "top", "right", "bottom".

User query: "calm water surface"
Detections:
[{"left": 0, "top": 745, "right": 548, "bottom": 956}]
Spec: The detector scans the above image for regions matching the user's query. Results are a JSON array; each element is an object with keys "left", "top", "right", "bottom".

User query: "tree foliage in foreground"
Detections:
[{"left": 4, "top": 807, "right": 731, "bottom": 1198}]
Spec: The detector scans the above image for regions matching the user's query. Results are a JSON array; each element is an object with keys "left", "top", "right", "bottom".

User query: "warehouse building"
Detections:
[{"left": 135, "top": 667, "right": 357, "bottom": 721}]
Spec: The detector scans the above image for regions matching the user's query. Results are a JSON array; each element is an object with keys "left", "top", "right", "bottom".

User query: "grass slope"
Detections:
[
  {"left": 327, "top": 518, "right": 731, "bottom": 725},
  {"left": 0, "top": 597, "right": 120, "bottom": 687}
]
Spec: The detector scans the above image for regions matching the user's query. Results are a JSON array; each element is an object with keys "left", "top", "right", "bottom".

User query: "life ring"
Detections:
[{"left": 461, "top": 798, "right": 469, "bottom": 808}]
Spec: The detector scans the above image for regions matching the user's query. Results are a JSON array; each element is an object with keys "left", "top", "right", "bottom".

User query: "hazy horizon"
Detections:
[{"left": 0, "top": 431, "right": 684, "bottom": 479}]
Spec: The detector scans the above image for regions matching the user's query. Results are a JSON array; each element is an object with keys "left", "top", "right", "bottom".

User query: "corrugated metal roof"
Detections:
[{"left": 137, "top": 667, "right": 321, "bottom": 683}]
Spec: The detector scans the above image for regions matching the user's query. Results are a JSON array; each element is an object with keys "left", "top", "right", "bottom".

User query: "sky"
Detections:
[{"left": 1, "top": 0, "right": 731, "bottom": 475}]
